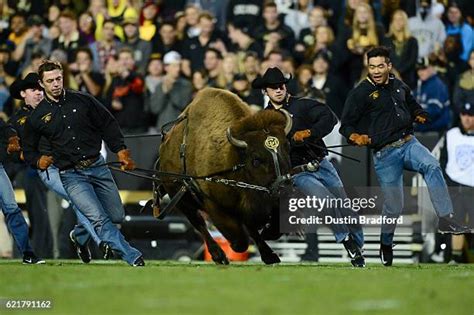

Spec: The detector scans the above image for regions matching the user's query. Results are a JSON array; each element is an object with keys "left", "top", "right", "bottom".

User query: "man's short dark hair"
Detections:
[
  {"left": 103, "top": 18, "right": 116, "bottom": 27},
  {"left": 75, "top": 47, "right": 93, "bottom": 60},
  {"left": 264, "top": 1, "right": 278, "bottom": 10},
  {"left": 205, "top": 47, "right": 222, "bottom": 60},
  {"left": 160, "top": 21, "right": 175, "bottom": 30},
  {"left": 38, "top": 60, "right": 63, "bottom": 80},
  {"left": 367, "top": 46, "right": 391, "bottom": 63}
]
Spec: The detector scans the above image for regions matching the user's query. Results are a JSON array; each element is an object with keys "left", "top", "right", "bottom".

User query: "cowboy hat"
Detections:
[
  {"left": 9, "top": 72, "right": 41, "bottom": 100},
  {"left": 251, "top": 67, "right": 292, "bottom": 89}
]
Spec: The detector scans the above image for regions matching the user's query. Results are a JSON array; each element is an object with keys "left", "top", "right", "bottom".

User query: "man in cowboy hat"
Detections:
[
  {"left": 253, "top": 67, "right": 366, "bottom": 267},
  {"left": 9, "top": 72, "right": 107, "bottom": 263},
  {"left": 0, "top": 73, "right": 45, "bottom": 264}
]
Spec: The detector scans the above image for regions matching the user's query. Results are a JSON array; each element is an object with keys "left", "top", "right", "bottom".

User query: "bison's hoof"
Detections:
[
  {"left": 262, "top": 252, "right": 281, "bottom": 265},
  {"left": 211, "top": 247, "right": 229, "bottom": 265},
  {"left": 213, "top": 254, "right": 230, "bottom": 265}
]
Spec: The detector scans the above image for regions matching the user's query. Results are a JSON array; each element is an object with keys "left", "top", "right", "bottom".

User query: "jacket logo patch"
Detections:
[
  {"left": 41, "top": 113, "right": 52, "bottom": 123},
  {"left": 369, "top": 90, "right": 379, "bottom": 100},
  {"left": 17, "top": 116, "right": 27, "bottom": 126}
]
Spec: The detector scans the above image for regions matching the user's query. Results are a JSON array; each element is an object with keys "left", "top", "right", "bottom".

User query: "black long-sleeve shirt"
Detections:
[
  {"left": 8, "top": 105, "right": 34, "bottom": 141},
  {"left": 266, "top": 95, "right": 337, "bottom": 166},
  {"left": 9, "top": 104, "right": 53, "bottom": 159},
  {"left": 0, "top": 118, "right": 17, "bottom": 163},
  {"left": 340, "top": 75, "right": 426, "bottom": 151},
  {"left": 23, "top": 89, "right": 126, "bottom": 170}
]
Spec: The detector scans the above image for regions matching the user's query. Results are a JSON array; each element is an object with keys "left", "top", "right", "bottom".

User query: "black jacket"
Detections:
[
  {"left": 9, "top": 104, "right": 53, "bottom": 159},
  {"left": 23, "top": 89, "right": 126, "bottom": 170},
  {"left": 0, "top": 118, "right": 17, "bottom": 163},
  {"left": 340, "top": 75, "right": 426, "bottom": 151},
  {"left": 266, "top": 95, "right": 337, "bottom": 166}
]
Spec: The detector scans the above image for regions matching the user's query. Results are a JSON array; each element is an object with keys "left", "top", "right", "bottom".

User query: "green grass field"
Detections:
[{"left": 0, "top": 260, "right": 473, "bottom": 315}]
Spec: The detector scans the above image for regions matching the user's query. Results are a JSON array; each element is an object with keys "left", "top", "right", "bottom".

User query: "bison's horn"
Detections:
[
  {"left": 226, "top": 127, "right": 248, "bottom": 149},
  {"left": 280, "top": 109, "right": 293, "bottom": 135}
]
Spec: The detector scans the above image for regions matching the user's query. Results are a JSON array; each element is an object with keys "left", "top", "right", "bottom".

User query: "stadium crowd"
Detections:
[{"left": 0, "top": 0, "right": 473, "bottom": 263}]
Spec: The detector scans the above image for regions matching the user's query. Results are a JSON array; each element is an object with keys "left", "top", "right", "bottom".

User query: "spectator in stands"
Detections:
[
  {"left": 383, "top": 9, "right": 419, "bottom": 89},
  {"left": 232, "top": 72, "right": 263, "bottom": 109},
  {"left": 122, "top": 17, "right": 152, "bottom": 75},
  {"left": 203, "top": 48, "right": 223, "bottom": 87},
  {"left": 0, "top": 44, "right": 16, "bottom": 96},
  {"left": 186, "top": 0, "right": 229, "bottom": 31},
  {"left": 174, "top": 11, "right": 188, "bottom": 41},
  {"left": 150, "top": 51, "right": 192, "bottom": 131},
  {"left": 78, "top": 11, "right": 96, "bottom": 45},
  {"left": 181, "top": 11, "right": 226, "bottom": 77},
  {"left": 144, "top": 54, "right": 164, "bottom": 129},
  {"left": 227, "top": 22, "right": 264, "bottom": 61},
  {"left": 255, "top": 1, "right": 295, "bottom": 57},
  {"left": 264, "top": 50, "right": 284, "bottom": 70},
  {"left": 226, "top": 0, "right": 263, "bottom": 36},
  {"left": 216, "top": 53, "right": 238, "bottom": 90},
  {"left": 191, "top": 69, "right": 209, "bottom": 97},
  {"left": 12, "top": 15, "right": 52, "bottom": 74},
  {"left": 70, "top": 47, "right": 106, "bottom": 99},
  {"left": 52, "top": 10, "right": 88, "bottom": 63},
  {"left": 303, "top": 25, "right": 338, "bottom": 67},
  {"left": 453, "top": 50, "right": 474, "bottom": 118},
  {"left": 284, "top": 0, "right": 312, "bottom": 39},
  {"left": 151, "top": 21, "right": 182, "bottom": 58},
  {"left": 414, "top": 57, "right": 451, "bottom": 133},
  {"left": 433, "top": 34, "right": 469, "bottom": 96},
  {"left": 342, "top": 2, "right": 385, "bottom": 87},
  {"left": 88, "top": 0, "right": 108, "bottom": 30},
  {"left": 408, "top": 0, "right": 446, "bottom": 59},
  {"left": 295, "top": 6, "right": 328, "bottom": 59},
  {"left": 445, "top": 2, "right": 473, "bottom": 62},
  {"left": 294, "top": 64, "right": 314, "bottom": 97},
  {"left": 282, "top": 55, "right": 296, "bottom": 78},
  {"left": 101, "top": 0, "right": 139, "bottom": 41},
  {"left": 243, "top": 51, "right": 261, "bottom": 85},
  {"left": 106, "top": 47, "right": 147, "bottom": 134},
  {"left": 340, "top": 0, "right": 367, "bottom": 30},
  {"left": 7, "top": 12, "right": 28, "bottom": 48},
  {"left": 47, "top": 4, "right": 61, "bottom": 31},
  {"left": 139, "top": 1, "right": 160, "bottom": 41},
  {"left": 20, "top": 51, "right": 45, "bottom": 78},
  {"left": 184, "top": 4, "right": 201, "bottom": 39},
  {"left": 310, "top": 51, "right": 348, "bottom": 119},
  {"left": 145, "top": 55, "right": 164, "bottom": 95},
  {"left": 89, "top": 19, "right": 123, "bottom": 74}
]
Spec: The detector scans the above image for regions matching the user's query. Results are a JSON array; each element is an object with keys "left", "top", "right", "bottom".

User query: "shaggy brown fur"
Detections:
[{"left": 159, "top": 87, "right": 290, "bottom": 264}]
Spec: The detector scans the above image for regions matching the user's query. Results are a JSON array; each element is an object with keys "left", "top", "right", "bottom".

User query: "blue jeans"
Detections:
[
  {"left": 38, "top": 165, "right": 101, "bottom": 246},
  {"left": 59, "top": 156, "right": 142, "bottom": 265},
  {"left": 0, "top": 163, "right": 33, "bottom": 255},
  {"left": 373, "top": 137, "right": 453, "bottom": 245},
  {"left": 293, "top": 159, "right": 365, "bottom": 248}
]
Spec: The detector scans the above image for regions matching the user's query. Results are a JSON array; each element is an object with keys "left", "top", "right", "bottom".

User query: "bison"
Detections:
[{"left": 158, "top": 88, "right": 292, "bottom": 264}]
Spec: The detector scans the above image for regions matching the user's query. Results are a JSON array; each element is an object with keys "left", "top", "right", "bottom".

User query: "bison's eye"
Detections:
[{"left": 252, "top": 158, "right": 262, "bottom": 168}]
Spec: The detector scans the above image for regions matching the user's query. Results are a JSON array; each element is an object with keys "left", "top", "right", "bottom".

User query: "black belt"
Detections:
[
  {"left": 75, "top": 155, "right": 100, "bottom": 169},
  {"left": 381, "top": 135, "right": 413, "bottom": 150}
]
